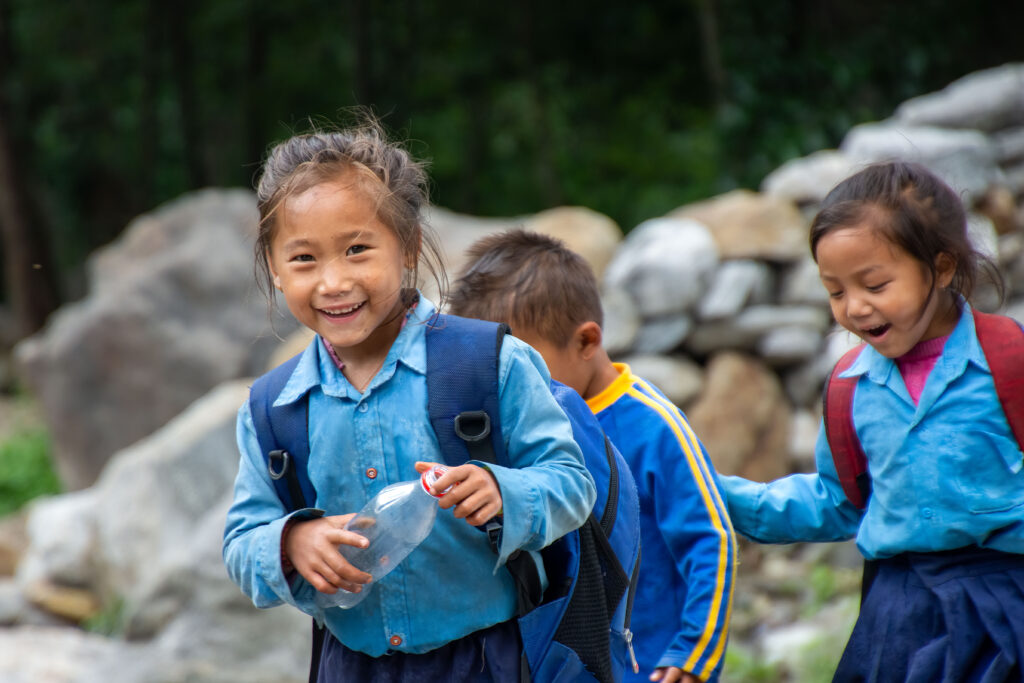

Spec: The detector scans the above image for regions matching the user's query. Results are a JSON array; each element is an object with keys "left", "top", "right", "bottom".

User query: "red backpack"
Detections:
[{"left": 824, "top": 309, "right": 1024, "bottom": 510}]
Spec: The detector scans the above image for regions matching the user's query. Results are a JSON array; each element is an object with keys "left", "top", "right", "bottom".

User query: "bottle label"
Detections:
[{"left": 420, "top": 465, "right": 452, "bottom": 498}]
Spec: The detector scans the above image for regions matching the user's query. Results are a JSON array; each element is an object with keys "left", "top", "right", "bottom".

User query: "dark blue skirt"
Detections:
[
  {"left": 317, "top": 619, "right": 522, "bottom": 683},
  {"left": 834, "top": 546, "right": 1024, "bottom": 683}
]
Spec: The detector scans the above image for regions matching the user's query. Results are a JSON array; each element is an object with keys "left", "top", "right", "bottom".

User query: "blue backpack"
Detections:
[{"left": 249, "top": 314, "right": 642, "bottom": 683}]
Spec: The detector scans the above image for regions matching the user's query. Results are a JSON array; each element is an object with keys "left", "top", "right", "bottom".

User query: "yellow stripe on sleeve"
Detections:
[{"left": 627, "top": 380, "right": 735, "bottom": 679}]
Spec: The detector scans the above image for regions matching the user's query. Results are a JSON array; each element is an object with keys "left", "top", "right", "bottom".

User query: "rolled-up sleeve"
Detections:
[{"left": 222, "top": 403, "right": 324, "bottom": 614}]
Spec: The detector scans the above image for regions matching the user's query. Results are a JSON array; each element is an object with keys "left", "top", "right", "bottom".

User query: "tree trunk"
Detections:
[
  {"left": 167, "top": 0, "right": 207, "bottom": 188},
  {"left": 0, "top": 0, "right": 59, "bottom": 340},
  {"left": 693, "top": 0, "right": 727, "bottom": 109}
]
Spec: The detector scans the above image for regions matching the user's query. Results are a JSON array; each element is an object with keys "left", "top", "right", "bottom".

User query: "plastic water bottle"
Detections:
[{"left": 315, "top": 465, "right": 449, "bottom": 609}]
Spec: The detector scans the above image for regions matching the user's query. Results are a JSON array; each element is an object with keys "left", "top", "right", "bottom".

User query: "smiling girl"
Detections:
[
  {"left": 223, "top": 118, "right": 595, "bottom": 682},
  {"left": 718, "top": 161, "right": 1024, "bottom": 682}
]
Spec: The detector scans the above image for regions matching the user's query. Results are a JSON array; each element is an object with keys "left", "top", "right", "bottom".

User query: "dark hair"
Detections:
[
  {"left": 449, "top": 229, "right": 603, "bottom": 347},
  {"left": 253, "top": 114, "right": 446, "bottom": 303},
  {"left": 809, "top": 161, "right": 1003, "bottom": 302}
]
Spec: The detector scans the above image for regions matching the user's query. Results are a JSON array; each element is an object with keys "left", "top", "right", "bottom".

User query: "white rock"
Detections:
[
  {"left": 761, "top": 150, "right": 860, "bottom": 205},
  {"left": 895, "top": 63, "right": 1024, "bottom": 132},
  {"left": 758, "top": 326, "right": 825, "bottom": 366},
  {"left": 632, "top": 315, "right": 693, "bottom": 355},
  {"left": 604, "top": 217, "right": 719, "bottom": 317},
  {"left": 698, "top": 260, "right": 776, "bottom": 320},
  {"left": 841, "top": 122, "right": 1003, "bottom": 202},
  {"left": 601, "top": 288, "right": 641, "bottom": 356}
]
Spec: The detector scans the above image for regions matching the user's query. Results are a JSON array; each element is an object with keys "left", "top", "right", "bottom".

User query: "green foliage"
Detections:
[
  {"left": 81, "top": 594, "right": 127, "bottom": 637},
  {"left": 3, "top": 0, "right": 1022, "bottom": 308},
  {"left": 0, "top": 427, "right": 60, "bottom": 517},
  {"left": 723, "top": 645, "right": 782, "bottom": 683}
]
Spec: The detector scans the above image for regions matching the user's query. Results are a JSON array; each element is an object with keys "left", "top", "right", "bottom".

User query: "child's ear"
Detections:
[
  {"left": 266, "top": 250, "right": 283, "bottom": 291},
  {"left": 575, "top": 321, "right": 604, "bottom": 361},
  {"left": 935, "top": 252, "right": 956, "bottom": 290}
]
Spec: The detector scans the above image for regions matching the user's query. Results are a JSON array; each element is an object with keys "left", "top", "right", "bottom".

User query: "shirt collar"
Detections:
[
  {"left": 839, "top": 299, "right": 987, "bottom": 383},
  {"left": 273, "top": 294, "right": 436, "bottom": 406}
]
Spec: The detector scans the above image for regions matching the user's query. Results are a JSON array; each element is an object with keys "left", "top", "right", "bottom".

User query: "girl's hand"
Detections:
[
  {"left": 415, "top": 461, "right": 503, "bottom": 526},
  {"left": 650, "top": 667, "right": 700, "bottom": 683},
  {"left": 283, "top": 514, "right": 372, "bottom": 594}
]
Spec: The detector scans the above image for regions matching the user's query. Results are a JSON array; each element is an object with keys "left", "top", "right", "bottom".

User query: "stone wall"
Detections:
[{"left": 2, "top": 62, "right": 1023, "bottom": 682}]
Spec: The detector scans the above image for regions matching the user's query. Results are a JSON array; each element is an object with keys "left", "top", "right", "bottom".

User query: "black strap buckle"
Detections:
[
  {"left": 454, "top": 411, "right": 491, "bottom": 442},
  {"left": 268, "top": 449, "right": 291, "bottom": 480}
]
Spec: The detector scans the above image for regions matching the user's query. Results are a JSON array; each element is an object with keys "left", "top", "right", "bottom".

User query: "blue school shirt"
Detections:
[
  {"left": 223, "top": 298, "right": 596, "bottom": 656},
  {"left": 720, "top": 303, "right": 1024, "bottom": 560},
  {"left": 587, "top": 365, "right": 736, "bottom": 682}
]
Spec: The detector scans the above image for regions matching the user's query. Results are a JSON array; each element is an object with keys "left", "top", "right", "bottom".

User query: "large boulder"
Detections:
[
  {"left": 894, "top": 63, "right": 1024, "bottom": 133},
  {"left": 669, "top": 190, "right": 808, "bottom": 262},
  {"left": 425, "top": 205, "right": 622, "bottom": 291},
  {"left": 603, "top": 217, "right": 719, "bottom": 318},
  {"left": 840, "top": 123, "right": 1003, "bottom": 204},
  {"left": 13, "top": 189, "right": 297, "bottom": 490},
  {"left": 9, "top": 379, "right": 309, "bottom": 682},
  {"left": 686, "top": 352, "right": 792, "bottom": 483},
  {"left": 760, "top": 150, "right": 860, "bottom": 207}
]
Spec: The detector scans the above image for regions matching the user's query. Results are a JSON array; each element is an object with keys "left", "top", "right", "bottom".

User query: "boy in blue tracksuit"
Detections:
[{"left": 449, "top": 229, "right": 736, "bottom": 683}]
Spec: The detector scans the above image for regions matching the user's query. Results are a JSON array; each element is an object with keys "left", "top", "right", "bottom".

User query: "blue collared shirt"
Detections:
[
  {"left": 223, "top": 298, "right": 595, "bottom": 655},
  {"left": 720, "top": 303, "right": 1024, "bottom": 560}
]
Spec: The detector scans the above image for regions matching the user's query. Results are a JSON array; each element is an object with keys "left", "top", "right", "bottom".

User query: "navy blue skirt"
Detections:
[
  {"left": 834, "top": 546, "right": 1024, "bottom": 683},
  {"left": 317, "top": 619, "right": 522, "bottom": 683}
]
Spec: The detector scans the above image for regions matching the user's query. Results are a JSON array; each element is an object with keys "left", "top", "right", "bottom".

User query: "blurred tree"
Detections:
[
  {"left": 0, "top": 0, "right": 59, "bottom": 337},
  {"left": 0, "top": 0, "right": 1021, "bottom": 344}
]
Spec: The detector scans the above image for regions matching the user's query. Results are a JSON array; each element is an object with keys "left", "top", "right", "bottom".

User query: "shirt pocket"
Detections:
[{"left": 952, "top": 430, "right": 1024, "bottom": 514}]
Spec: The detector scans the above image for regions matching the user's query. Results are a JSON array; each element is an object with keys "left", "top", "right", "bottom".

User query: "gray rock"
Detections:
[
  {"left": 991, "top": 126, "right": 1024, "bottom": 164},
  {"left": 13, "top": 189, "right": 297, "bottom": 490},
  {"left": 17, "top": 381, "right": 248, "bottom": 614},
  {"left": 760, "top": 150, "right": 859, "bottom": 205},
  {"left": 0, "top": 625, "right": 148, "bottom": 683},
  {"left": 619, "top": 354, "right": 704, "bottom": 407},
  {"left": 686, "top": 352, "right": 792, "bottom": 481},
  {"left": 783, "top": 326, "right": 862, "bottom": 407},
  {"left": 1005, "top": 299, "right": 1024, "bottom": 325},
  {"left": 685, "top": 304, "right": 829, "bottom": 356},
  {"left": 895, "top": 63, "right": 1024, "bottom": 132},
  {"left": 1003, "top": 161, "right": 1024, "bottom": 197},
  {"left": 684, "top": 318, "right": 758, "bottom": 356},
  {"left": 669, "top": 190, "right": 808, "bottom": 262},
  {"left": 698, "top": 260, "right": 776, "bottom": 320},
  {"left": 603, "top": 217, "right": 719, "bottom": 317},
  {"left": 779, "top": 258, "right": 830, "bottom": 307},
  {"left": 735, "top": 305, "right": 832, "bottom": 338},
  {"left": 841, "top": 123, "right": 1003, "bottom": 202},
  {"left": 632, "top": 315, "right": 693, "bottom": 355},
  {"left": 967, "top": 213, "right": 999, "bottom": 262},
  {"left": 757, "top": 326, "right": 824, "bottom": 366},
  {"left": 600, "top": 288, "right": 641, "bottom": 356},
  {"left": 788, "top": 409, "right": 820, "bottom": 472}
]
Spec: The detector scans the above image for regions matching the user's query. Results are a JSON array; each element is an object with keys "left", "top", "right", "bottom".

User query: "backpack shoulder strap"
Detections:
[
  {"left": 425, "top": 314, "right": 544, "bottom": 617},
  {"left": 823, "top": 344, "right": 871, "bottom": 510},
  {"left": 249, "top": 353, "right": 315, "bottom": 512},
  {"left": 972, "top": 309, "right": 1024, "bottom": 449},
  {"left": 425, "top": 313, "right": 510, "bottom": 467}
]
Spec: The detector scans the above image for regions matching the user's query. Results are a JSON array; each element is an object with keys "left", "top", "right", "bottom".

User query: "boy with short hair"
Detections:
[{"left": 449, "top": 229, "right": 736, "bottom": 683}]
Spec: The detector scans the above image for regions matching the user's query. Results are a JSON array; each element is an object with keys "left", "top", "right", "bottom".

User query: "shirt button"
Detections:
[
  {"left": 389, "top": 635, "right": 403, "bottom": 647},
  {"left": 358, "top": 403, "right": 368, "bottom": 413},
  {"left": 366, "top": 468, "right": 378, "bottom": 479},
  {"left": 922, "top": 507, "right": 933, "bottom": 519}
]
